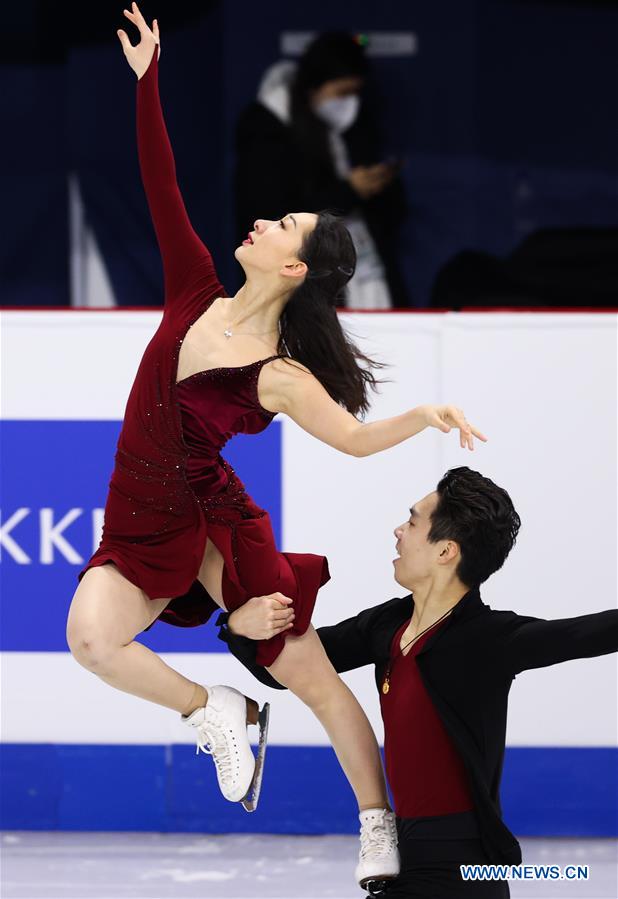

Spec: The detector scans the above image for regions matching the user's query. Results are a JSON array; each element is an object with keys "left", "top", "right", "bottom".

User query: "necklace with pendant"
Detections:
[
  {"left": 215, "top": 295, "right": 280, "bottom": 339},
  {"left": 223, "top": 326, "right": 280, "bottom": 339},
  {"left": 382, "top": 605, "right": 456, "bottom": 695}
]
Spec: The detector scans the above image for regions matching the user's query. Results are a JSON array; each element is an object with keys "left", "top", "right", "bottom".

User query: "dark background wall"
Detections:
[{"left": 2, "top": 0, "right": 617, "bottom": 307}]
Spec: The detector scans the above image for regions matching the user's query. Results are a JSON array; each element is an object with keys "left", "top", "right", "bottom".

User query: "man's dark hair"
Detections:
[{"left": 428, "top": 467, "right": 521, "bottom": 587}]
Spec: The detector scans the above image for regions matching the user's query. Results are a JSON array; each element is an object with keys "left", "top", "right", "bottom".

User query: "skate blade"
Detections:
[
  {"left": 362, "top": 877, "right": 392, "bottom": 896},
  {"left": 241, "top": 702, "right": 270, "bottom": 813}
]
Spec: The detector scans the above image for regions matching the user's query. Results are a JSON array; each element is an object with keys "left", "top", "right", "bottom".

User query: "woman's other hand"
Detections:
[
  {"left": 117, "top": 2, "right": 161, "bottom": 80},
  {"left": 227, "top": 593, "right": 295, "bottom": 641},
  {"left": 419, "top": 404, "right": 488, "bottom": 451}
]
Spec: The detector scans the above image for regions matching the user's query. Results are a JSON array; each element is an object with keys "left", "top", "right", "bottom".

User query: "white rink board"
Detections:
[{"left": 1, "top": 310, "right": 617, "bottom": 747}]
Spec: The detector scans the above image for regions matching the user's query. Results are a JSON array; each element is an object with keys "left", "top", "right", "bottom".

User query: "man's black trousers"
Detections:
[{"left": 370, "top": 811, "right": 510, "bottom": 898}]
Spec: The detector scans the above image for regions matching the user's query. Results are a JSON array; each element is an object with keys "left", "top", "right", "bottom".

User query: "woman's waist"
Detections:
[
  {"left": 111, "top": 444, "right": 253, "bottom": 515},
  {"left": 114, "top": 442, "right": 226, "bottom": 486},
  {"left": 185, "top": 453, "right": 233, "bottom": 492},
  {"left": 114, "top": 442, "right": 185, "bottom": 481},
  {"left": 186, "top": 455, "right": 254, "bottom": 503}
]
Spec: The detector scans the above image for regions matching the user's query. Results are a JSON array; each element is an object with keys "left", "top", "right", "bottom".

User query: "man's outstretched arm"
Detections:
[{"left": 501, "top": 608, "right": 618, "bottom": 676}]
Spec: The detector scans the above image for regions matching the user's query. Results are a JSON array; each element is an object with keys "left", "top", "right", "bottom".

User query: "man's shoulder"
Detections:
[
  {"left": 355, "top": 594, "right": 412, "bottom": 630},
  {"left": 473, "top": 602, "right": 525, "bottom": 635},
  {"left": 320, "top": 594, "right": 411, "bottom": 634}
]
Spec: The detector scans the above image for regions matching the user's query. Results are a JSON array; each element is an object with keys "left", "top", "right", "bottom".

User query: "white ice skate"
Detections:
[
  {"left": 181, "top": 684, "right": 270, "bottom": 813},
  {"left": 355, "top": 807, "right": 400, "bottom": 893}
]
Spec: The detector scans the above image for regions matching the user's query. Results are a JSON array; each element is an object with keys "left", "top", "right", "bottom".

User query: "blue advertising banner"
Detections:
[{"left": 0, "top": 420, "right": 281, "bottom": 653}]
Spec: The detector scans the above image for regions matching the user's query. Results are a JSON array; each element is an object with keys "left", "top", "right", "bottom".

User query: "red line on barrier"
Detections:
[
  {"left": 459, "top": 306, "right": 618, "bottom": 313},
  {"left": 2, "top": 306, "right": 617, "bottom": 314}
]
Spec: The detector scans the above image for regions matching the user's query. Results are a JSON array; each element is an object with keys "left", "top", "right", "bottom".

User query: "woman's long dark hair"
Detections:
[{"left": 277, "top": 210, "right": 387, "bottom": 417}]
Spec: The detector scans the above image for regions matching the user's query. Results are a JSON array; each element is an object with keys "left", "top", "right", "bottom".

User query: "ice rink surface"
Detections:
[{"left": 1, "top": 832, "right": 617, "bottom": 899}]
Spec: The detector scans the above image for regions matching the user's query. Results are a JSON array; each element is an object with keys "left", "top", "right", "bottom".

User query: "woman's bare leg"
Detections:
[
  {"left": 197, "top": 540, "right": 389, "bottom": 809},
  {"left": 267, "top": 626, "right": 390, "bottom": 812},
  {"left": 66, "top": 562, "right": 208, "bottom": 715},
  {"left": 196, "top": 537, "right": 225, "bottom": 607}
]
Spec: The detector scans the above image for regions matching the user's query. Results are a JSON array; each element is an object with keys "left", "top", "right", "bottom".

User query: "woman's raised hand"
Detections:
[
  {"left": 420, "top": 404, "right": 488, "bottom": 451},
  {"left": 117, "top": 2, "right": 161, "bottom": 79}
]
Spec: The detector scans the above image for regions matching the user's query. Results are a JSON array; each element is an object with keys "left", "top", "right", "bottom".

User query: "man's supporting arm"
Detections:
[{"left": 217, "top": 597, "right": 397, "bottom": 688}]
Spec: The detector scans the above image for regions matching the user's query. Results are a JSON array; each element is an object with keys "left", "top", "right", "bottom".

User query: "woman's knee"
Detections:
[
  {"left": 66, "top": 564, "right": 167, "bottom": 672},
  {"left": 66, "top": 587, "right": 118, "bottom": 672},
  {"left": 67, "top": 630, "right": 116, "bottom": 673}
]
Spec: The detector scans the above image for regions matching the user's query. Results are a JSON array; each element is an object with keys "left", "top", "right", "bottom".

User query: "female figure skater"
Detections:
[{"left": 66, "top": 5, "right": 486, "bottom": 889}]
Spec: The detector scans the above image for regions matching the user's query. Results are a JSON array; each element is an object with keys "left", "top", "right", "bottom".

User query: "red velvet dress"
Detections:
[{"left": 77, "top": 48, "right": 329, "bottom": 668}]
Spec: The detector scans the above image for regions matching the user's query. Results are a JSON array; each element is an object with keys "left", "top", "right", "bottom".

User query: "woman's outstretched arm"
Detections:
[
  {"left": 259, "top": 360, "right": 487, "bottom": 456},
  {"left": 118, "top": 5, "right": 221, "bottom": 302}
]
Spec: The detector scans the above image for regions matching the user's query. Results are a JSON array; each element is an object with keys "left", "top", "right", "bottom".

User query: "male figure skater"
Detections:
[{"left": 216, "top": 466, "right": 618, "bottom": 897}]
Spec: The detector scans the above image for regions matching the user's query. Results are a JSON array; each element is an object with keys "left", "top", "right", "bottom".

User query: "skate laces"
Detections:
[
  {"left": 359, "top": 811, "right": 396, "bottom": 859},
  {"left": 194, "top": 717, "right": 234, "bottom": 788}
]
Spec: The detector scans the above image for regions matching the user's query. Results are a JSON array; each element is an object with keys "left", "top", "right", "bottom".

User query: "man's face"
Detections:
[{"left": 393, "top": 491, "right": 445, "bottom": 588}]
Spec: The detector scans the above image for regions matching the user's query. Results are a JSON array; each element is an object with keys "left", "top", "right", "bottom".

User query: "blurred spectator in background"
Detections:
[
  {"left": 430, "top": 227, "right": 618, "bottom": 309},
  {"left": 234, "top": 32, "right": 410, "bottom": 308}
]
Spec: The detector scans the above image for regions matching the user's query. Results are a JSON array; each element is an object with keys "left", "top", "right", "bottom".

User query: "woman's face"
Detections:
[
  {"left": 235, "top": 212, "right": 318, "bottom": 282},
  {"left": 310, "top": 76, "right": 364, "bottom": 110}
]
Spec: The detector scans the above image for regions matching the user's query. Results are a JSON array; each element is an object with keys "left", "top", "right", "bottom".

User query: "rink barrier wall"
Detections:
[
  {"left": 1, "top": 745, "right": 616, "bottom": 836},
  {"left": 2, "top": 310, "right": 616, "bottom": 836}
]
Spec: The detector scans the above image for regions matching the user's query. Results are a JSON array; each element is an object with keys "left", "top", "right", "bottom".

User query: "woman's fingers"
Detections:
[
  {"left": 431, "top": 411, "right": 450, "bottom": 432},
  {"left": 459, "top": 427, "right": 472, "bottom": 450},
  {"left": 122, "top": 10, "right": 143, "bottom": 41},
  {"left": 448, "top": 406, "right": 469, "bottom": 432},
  {"left": 463, "top": 424, "right": 486, "bottom": 450},
  {"left": 123, "top": 8, "right": 138, "bottom": 26},
  {"left": 453, "top": 410, "right": 472, "bottom": 450},
  {"left": 152, "top": 20, "right": 161, "bottom": 58},
  {"left": 132, "top": 2, "right": 147, "bottom": 20},
  {"left": 431, "top": 405, "right": 487, "bottom": 451},
  {"left": 454, "top": 413, "right": 489, "bottom": 450},
  {"left": 129, "top": 1, "right": 148, "bottom": 29},
  {"left": 427, "top": 404, "right": 488, "bottom": 450},
  {"left": 123, "top": 4, "right": 150, "bottom": 38},
  {"left": 116, "top": 29, "right": 132, "bottom": 51},
  {"left": 445, "top": 406, "right": 473, "bottom": 450}
]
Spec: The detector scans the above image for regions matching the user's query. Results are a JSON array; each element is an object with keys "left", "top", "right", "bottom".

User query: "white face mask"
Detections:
[{"left": 314, "top": 94, "right": 360, "bottom": 133}]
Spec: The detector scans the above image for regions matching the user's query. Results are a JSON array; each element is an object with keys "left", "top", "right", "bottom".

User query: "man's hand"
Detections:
[{"left": 228, "top": 593, "right": 295, "bottom": 641}]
